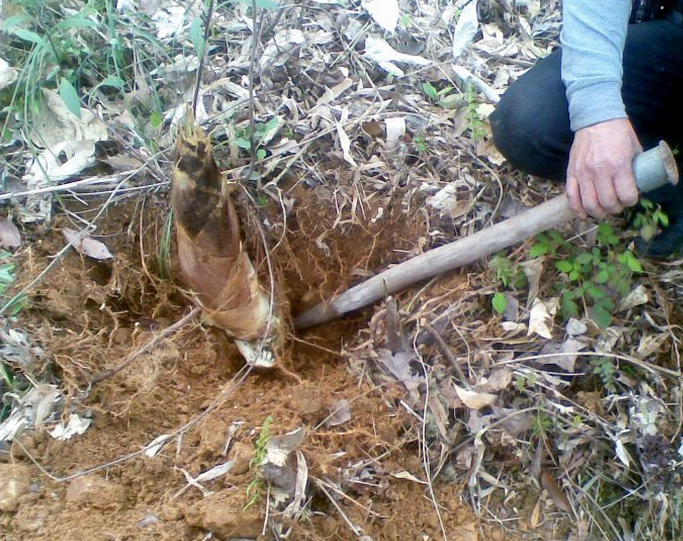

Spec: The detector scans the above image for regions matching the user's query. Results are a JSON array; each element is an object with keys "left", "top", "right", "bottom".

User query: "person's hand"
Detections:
[{"left": 566, "top": 118, "right": 642, "bottom": 219}]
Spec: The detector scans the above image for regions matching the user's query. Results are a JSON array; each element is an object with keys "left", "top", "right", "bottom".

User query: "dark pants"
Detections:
[{"left": 490, "top": 15, "right": 683, "bottom": 209}]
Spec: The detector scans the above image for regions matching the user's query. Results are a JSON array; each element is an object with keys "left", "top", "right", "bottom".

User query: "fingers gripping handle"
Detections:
[{"left": 633, "top": 141, "right": 679, "bottom": 193}]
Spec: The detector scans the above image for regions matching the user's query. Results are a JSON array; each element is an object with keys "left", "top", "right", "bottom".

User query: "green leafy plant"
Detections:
[
  {"left": 590, "top": 357, "right": 618, "bottom": 394},
  {"left": 235, "top": 117, "right": 281, "bottom": 160},
  {"left": 529, "top": 230, "right": 568, "bottom": 258},
  {"left": 632, "top": 198, "right": 669, "bottom": 242},
  {"left": 244, "top": 415, "right": 274, "bottom": 511},
  {"left": 0, "top": 0, "right": 173, "bottom": 146},
  {"left": 492, "top": 292, "right": 508, "bottom": 315},
  {"left": 413, "top": 134, "right": 427, "bottom": 153},
  {"left": 531, "top": 223, "right": 644, "bottom": 328},
  {"left": 488, "top": 254, "right": 525, "bottom": 288},
  {"left": 422, "top": 82, "right": 461, "bottom": 108},
  {"left": 532, "top": 410, "right": 553, "bottom": 436},
  {"left": 0, "top": 251, "right": 17, "bottom": 296},
  {"left": 464, "top": 84, "right": 486, "bottom": 140},
  {"left": 488, "top": 253, "right": 525, "bottom": 315}
]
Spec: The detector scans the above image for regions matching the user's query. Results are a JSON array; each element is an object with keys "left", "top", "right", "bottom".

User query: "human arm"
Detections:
[{"left": 561, "top": 0, "right": 641, "bottom": 218}]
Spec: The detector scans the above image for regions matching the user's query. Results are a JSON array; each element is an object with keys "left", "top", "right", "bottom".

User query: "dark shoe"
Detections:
[{"left": 634, "top": 215, "right": 683, "bottom": 258}]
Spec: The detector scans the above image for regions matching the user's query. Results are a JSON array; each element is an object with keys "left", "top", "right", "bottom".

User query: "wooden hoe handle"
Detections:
[{"left": 295, "top": 142, "right": 679, "bottom": 330}]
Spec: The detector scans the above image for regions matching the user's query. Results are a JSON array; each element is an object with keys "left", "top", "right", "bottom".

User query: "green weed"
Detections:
[
  {"left": 632, "top": 198, "right": 669, "bottom": 242},
  {"left": 590, "top": 357, "right": 618, "bottom": 394},
  {"left": 488, "top": 253, "right": 525, "bottom": 315},
  {"left": 530, "top": 223, "right": 643, "bottom": 328},
  {"left": 464, "top": 84, "right": 486, "bottom": 140},
  {"left": 244, "top": 415, "right": 274, "bottom": 511}
]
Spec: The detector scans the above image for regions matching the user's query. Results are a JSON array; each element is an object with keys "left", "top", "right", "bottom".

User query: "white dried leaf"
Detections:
[
  {"left": 34, "top": 89, "right": 108, "bottom": 148},
  {"left": 32, "top": 384, "right": 61, "bottom": 430},
  {"left": 378, "top": 349, "right": 420, "bottom": 396},
  {"left": 364, "top": 36, "right": 430, "bottom": 77},
  {"left": 24, "top": 140, "right": 98, "bottom": 187},
  {"left": 615, "top": 438, "right": 631, "bottom": 468},
  {"left": 527, "top": 297, "right": 559, "bottom": 340},
  {"left": 426, "top": 183, "right": 471, "bottom": 219},
  {"left": 0, "top": 218, "right": 21, "bottom": 248},
  {"left": 631, "top": 398, "right": 663, "bottom": 437},
  {"left": 500, "top": 321, "right": 526, "bottom": 334},
  {"left": 261, "top": 29, "right": 306, "bottom": 70},
  {"left": 636, "top": 333, "right": 668, "bottom": 359},
  {"left": 21, "top": 89, "right": 108, "bottom": 223},
  {"left": 283, "top": 450, "right": 309, "bottom": 519},
  {"left": 152, "top": 6, "right": 187, "bottom": 39},
  {"left": 315, "top": 78, "right": 353, "bottom": 107},
  {"left": 144, "top": 434, "right": 172, "bottom": 457},
  {"left": 521, "top": 257, "right": 544, "bottom": 306},
  {"left": 596, "top": 327, "right": 621, "bottom": 354},
  {"left": 326, "top": 399, "right": 352, "bottom": 427},
  {"left": 0, "top": 384, "right": 60, "bottom": 442},
  {"left": 452, "top": 0, "right": 479, "bottom": 59},
  {"left": 619, "top": 284, "right": 649, "bottom": 312},
  {"left": 454, "top": 384, "right": 497, "bottom": 410},
  {"left": 566, "top": 318, "right": 587, "bottom": 337},
  {"left": 194, "top": 460, "right": 235, "bottom": 483},
  {"left": 49, "top": 414, "right": 91, "bottom": 440},
  {"left": 452, "top": 65, "right": 500, "bottom": 103},
  {"left": 63, "top": 228, "right": 114, "bottom": 260},
  {"left": 0, "top": 58, "right": 18, "bottom": 90},
  {"left": 266, "top": 427, "right": 306, "bottom": 467},
  {"left": 391, "top": 470, "right": 426, "bottom": 484},
  {"left": 384, "top": 117, "right": 406, "bottom": 152},
  {"left": 539, "top": 338, "right": 585, "bottom": 372},
  {"left": 336, "top": 121, "right": 357, "bottom": 167},
  {"left": 362, "top": 0, "right": 399, "bottom": 33}
]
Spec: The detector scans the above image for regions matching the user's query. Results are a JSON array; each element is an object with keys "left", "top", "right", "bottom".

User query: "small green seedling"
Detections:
[
  {"left": 632, "top": 199, "right": 669, "bottom": 241},
  {"left": 529, "top": 224, "right": 644, "bottom": 328},
  {"left": 244, "top": 415, "right": 274, "bottom": 511}
]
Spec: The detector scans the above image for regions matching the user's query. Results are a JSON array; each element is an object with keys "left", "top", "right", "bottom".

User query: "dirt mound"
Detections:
[{"left": 1, "top": 198, "right": 486, "bottom": 540}]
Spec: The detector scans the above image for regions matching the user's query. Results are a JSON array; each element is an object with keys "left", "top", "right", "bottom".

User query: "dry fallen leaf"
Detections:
[
  {"left": 63, "top": 228, "right": 114, "bottom": 260},
  {"left": 491, "top": 407, "right": 532, "bottom": 438},
  {"left": 325, "top": 399, "right": 352, "bottom": 427},
  {"left": 479, "top": 368, "right": 512, "bottom": 392},
  {"left": 528, "top": 297, "right": 559, "bottom": 340},
  {"left": 451, "top": 0, "right": 479, "bottom": 59},
  {"left": 619, "top": 284, "right": 649, "bottom": 312},
  {"left": 362, "top": 0, "right": 399, "bottom": 33},
  {"left": 0, "top": 57, "right": 18, "bottom": 90},
  {"left": 364, "top": 36, "right": 430, "bottom": 77},
  {"left": 538, "top": 338, "right": 586, "bottom": 372},
  {"left": 541, "top": 470, "right": 573, "bottom": 513},
  {"left": 615, "top": 438, "right": 631, "bottom": 468},
  {"left": 454, "top": 384, "right": 497, "bottom": 410},
  {"left": 0, "top": 218, "right": 21, "bottom": 249},
  {"left": 521, "top": 257, "right": 544, "bottom": 306},
  {"left": 636, "top": 333, "right": 668, "bottom": 359}
]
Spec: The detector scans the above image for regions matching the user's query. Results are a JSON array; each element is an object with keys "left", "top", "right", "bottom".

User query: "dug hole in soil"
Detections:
[{"left": 0, "top": 185, "right": 488, "bottom": 541}]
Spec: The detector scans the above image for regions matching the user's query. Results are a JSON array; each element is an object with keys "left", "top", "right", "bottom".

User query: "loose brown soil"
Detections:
[{"left": 1, "top": 193, "right": 490, "bottom": 540}]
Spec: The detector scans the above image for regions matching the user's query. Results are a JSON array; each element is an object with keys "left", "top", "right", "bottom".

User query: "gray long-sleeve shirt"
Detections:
[{"left": 560, "top": 0, "right": 632, "bottom": 131}]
